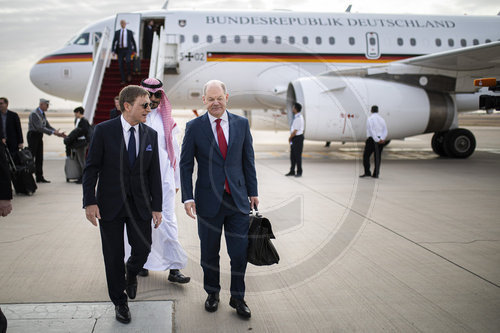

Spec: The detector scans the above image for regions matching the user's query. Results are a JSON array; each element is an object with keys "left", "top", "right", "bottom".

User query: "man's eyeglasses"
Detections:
[
  {"left": 149, "top": 91, "right": 162, "bottom": 99},
  {"left": 141, "top": 102, "right": 155, "bottom": 109}
]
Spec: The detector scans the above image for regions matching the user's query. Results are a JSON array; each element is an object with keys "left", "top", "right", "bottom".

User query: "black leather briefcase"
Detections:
[{"left": 247, "top": 210, "right": 279, "bottom": 266}]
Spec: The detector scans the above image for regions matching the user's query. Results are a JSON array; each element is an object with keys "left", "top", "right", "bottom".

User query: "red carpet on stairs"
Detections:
[{"left": 93, "top": 59, "right": 150, "bottom": 124}]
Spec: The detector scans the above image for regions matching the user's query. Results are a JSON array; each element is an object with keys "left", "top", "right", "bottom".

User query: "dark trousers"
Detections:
[
  {"left": 289, "top": 134, "right": 304, "bottom": 175},
  {"left": 197, "top": 192, "right": 249, "bottom": 299},
  {"left": 27, "top": 131, "right": 44, "bottom": 180},
  {"left": 362, "top": 137, "right": 384, "bottom": 177},
  {"left": 117, "top": 48, "right": 132, "bottom": 82},
  {"left": 99, "top": 200, "right": 152, "bottom": 305}
]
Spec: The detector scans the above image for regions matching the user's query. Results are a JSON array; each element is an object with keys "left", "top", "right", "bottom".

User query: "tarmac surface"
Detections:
[{"left": 1, "top": 112, "right": 500, "bottom": 332}]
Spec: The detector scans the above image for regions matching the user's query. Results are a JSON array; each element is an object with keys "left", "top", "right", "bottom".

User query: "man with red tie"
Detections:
[
  {"left": 112, "top": 20, "right": 137, "bottom": 84},
  {"left": 180, "top": 80, "right": 258, "bottom": 318}
]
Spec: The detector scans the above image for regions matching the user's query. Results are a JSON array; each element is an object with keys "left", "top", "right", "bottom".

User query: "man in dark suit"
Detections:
[
  {"left": 0, "top": 120, "right": 13, "bottom": 217},
  {"left": 109, "top": 96, "right": 122, "bottom": 119},
  {"left": 83, "top": 85, "right": 162, "bottom": 324},
  {"left": 142, "top": 20, "right": 154, "bottom": 59},
  {"left": 0, "top": 97, "right": 23, "bottom": 164},
  {"left": 180, "top": 80, "right": 258, "bottom": 318},
  {"left": 112, "top": 20, "right": 137, "bottom": 84}
]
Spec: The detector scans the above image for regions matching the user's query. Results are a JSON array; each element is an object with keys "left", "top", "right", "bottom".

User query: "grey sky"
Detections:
[{"left": 1, "top": 0, "right": 498, "bottom": 110}]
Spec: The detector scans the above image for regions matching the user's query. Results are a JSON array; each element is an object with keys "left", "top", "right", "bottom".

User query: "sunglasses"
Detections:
[
  {"left": 140, "top": 102, "right": 155, "bottom": 109},
  {"left": 148, "top": 91, "right": 162, "bottom": 99}
]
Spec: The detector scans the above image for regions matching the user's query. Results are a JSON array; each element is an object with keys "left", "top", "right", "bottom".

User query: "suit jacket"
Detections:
[
  {"left": 112, "top": 29, "right": 137, "bottom": 53},
  {"left": 109, "top": 108, "right": 121, "bottom": 119},
  {"left": 82, "top": 117, "right": 162, "bottom": 221},
  {"left": 0, "top": 143, "right": 12, "bottom": 200},
  {"left": 64, "top": 117, "right": 90, "bottom": 147},
  {"left": 2, "top": 110, "right": 23, "bottom": 154},
  {"left": 180, "top": 111, "right": 258, "bottom": 217},
  {"left": 28, "top": 108, "right": 55, "bottom": 135}
]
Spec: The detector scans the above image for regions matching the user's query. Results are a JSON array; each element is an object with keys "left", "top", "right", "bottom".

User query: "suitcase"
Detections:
[
  {"left": 133, "top": 55, "right": 141, "bottom": 73},
  {"left": 64, "top": 152, "right": 82, "bottom": 182},
  {"left": 12, "top": 167, "right": 37, "bottom": 195},
  {"left": 5, "top": 146, "right": 37, "bottom": 195},
  {"left": 17, "top": 148, "right": 36, "bottom": 174}
]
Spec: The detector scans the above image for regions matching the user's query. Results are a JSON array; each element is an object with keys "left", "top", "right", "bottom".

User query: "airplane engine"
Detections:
[{"left": 286, "top": 77, "right": 456, "bottom": 142}]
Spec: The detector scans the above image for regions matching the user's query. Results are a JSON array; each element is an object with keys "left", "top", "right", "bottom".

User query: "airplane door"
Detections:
[
  {"left": 365, "top": 32, "right": 380, "bottom": 59},
  {"left": 115, "top": 13, "right": 142, "bottom": 52}
]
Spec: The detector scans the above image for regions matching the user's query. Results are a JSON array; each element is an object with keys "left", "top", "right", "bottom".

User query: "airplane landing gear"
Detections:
[{"left": 431, "top": 128, "right": 476, "bottom": 158}]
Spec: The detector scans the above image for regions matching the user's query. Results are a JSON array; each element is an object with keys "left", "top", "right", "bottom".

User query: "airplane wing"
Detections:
[{"left": 324, "top": 41, "right": 500, "bottom": 93}]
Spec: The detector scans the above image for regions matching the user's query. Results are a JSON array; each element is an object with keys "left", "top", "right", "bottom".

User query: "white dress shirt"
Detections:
[
  {"left": 207, "top": 110, "right": 229, "bottom": 145},
  {"left": 366, "top": 113, "right": 387, "bottom": 142},
  {"left": 291, "top": 113, "right": 304, "bottom": 135},
  {"left": 120, "top": 115, "right": 139, "bottom": 155},
  {"left": 120, "top": 29, "right": 128, "bottom": 48}
]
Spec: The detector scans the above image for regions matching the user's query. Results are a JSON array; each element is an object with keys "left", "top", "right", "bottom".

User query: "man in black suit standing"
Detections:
[
  {"left": 82, "top": 85, "right": 162, "bottom": 324},
  {"left": 0, "top": 97, "right": 23, "bottom": 164},
  {"left": 142, "top": 20, "right": 154, "bottom": 59},
  {"left": 112, "top": 20, "right": 137, "bottom": 84}
]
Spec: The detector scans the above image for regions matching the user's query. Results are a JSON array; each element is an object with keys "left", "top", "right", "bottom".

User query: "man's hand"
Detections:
[
  {"left": 184, "top": 202, "right": 196, "bottom": 219},
  {"left": 0, "top": 200, "right": 12, "bottom": 217},
  {"left": 85, "top": 204, "right": 101, "bottom": 226},
  {"left": 152, "top": 211, "right": 162, "bottom": 229},
  {"left": 250, "top": 196, "right": 259, "bottom": 211}
]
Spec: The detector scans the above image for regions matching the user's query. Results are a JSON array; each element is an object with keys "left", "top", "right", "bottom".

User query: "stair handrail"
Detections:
[
  {"left": 82, "top": 26, "right": 112, "bottom": 124},
  {"left": 148, "top": 31, "right": 160, "bottom": 78},
  {"left": 156, "top": 26, "right": 166, "bottom": 80}
]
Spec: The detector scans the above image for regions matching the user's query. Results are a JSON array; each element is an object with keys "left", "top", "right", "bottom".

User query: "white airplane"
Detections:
[{"left": 30, "top": 7, "right": 500, "bottom": 158}]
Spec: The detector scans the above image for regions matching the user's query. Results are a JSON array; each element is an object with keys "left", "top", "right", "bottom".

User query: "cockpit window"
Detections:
[{"left": 73, "top": 32, "right": 90, "bottom": 45}]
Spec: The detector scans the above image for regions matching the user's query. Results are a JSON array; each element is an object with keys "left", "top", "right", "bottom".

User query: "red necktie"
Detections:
[{"left": 215, "top": 119, "right": 230, "bottom": 194}]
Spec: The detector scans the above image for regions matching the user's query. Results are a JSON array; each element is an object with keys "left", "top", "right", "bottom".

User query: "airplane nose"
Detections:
[{"left": 30, "top": 60, "right": 51, "bottom": 93}]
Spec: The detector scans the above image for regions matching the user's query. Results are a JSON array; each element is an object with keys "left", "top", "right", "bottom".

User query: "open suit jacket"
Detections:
[
  {"left": 82, "top": 117, "right": 162, "bottom": 221},
  {"left": 2, "top": 110, "right": 23, "bottom": 155},
  {"left": 180, "top": 111, "right": 258, "bottom": 217},
  {"left": 112, "top": 29, "right": 137, "bottom": 53}
]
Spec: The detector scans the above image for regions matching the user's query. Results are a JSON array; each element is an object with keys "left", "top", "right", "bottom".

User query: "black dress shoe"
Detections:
[
  {"left": 36, "top": 178, "right": 51, "bottom": 183},
  {"left": 168, "top": 269, "right": 190, "bottom": 284},
  {"left": 137, "top": 268, "right": 149, "bottom": 277},
  {"left": 229, "top": 297, "right": 251, "bottom": 318},
  {"left": 115, "top": 303, "right": 131, "bottom": 324},
  {"left": 285, "top": 172, "right": 295, "bottom": 176},
  {"left": 205, "top": 293, "right": 219, "bottom": 312},
  {"left": 295, "top": 173, "right": 302, "bottom": 178},
  {"left": 125, "top": 269, "right": 137, "bottom": 299},
  {"left": 359, "top": 174, "right": 371, "bottom": 178}
]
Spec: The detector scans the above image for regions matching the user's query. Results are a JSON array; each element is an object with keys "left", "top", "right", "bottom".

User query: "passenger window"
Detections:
[
  {"left": 193, "top": 35, "right": 199, "bottom": 43},
  {"left": 74, "top": 33, "right": 89, "bottom": 45},
  {"left": 473, "top": 39, "right": 479, "bottom": 45},
  {"left": 235, "top": 35, "right": 241, "bottom": 44},
  {"left": 248, "top": 35, "right": 254, "bottom": 44},
  {"left": 221, "top": 35, "right": 227, "bottom": 43},
  {"left": 410, "top": 38, "right": 416, "bottom": 46},
  {"left": 329, "top": 37, "right": 335, "bottom": 45},
  {"left": 397, "top": 38, "right": 403, "bottom": 46},
  {"left": 262, "top": 36, "right": 268, "bottom": 44},
  {"left": 448, "top": 38, "right": 454, "bottom": 47},
  {"left": 289, "top": 36, "right": 295, "bottom": 44},
  {"left": 315, "top": 37, "right": 322, "bottom": 45},
  {"left": 485, "top": 39, "right": 491, "bottom": 43},
  {"left": 207, "top": 35, "right": 213, "bottom": 43},
  {"left": 275, "top": 36, "right": 282, "bottom": 44},
  {"left": 302, "top": 36, "right": 309, "bottom": 44},
  {"left": 460, "top": 39, "right": 466, "bottom": 47},
  {"left": 180, "top": 35, "right": 185, "bottom": 43},
  {"left": 435, "top": 38, "right": 442, "bottom": 46},
  {"left": 349, "top": 37, "right": 355, "bottom": 45},
  {"left": 369, "top": 37, "right": 376, "bottom": 45}
]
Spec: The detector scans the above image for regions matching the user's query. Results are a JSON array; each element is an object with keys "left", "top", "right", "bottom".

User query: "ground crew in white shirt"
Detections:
[
  {"left": 286, "top": 102, "right": 305, "bottom": 177},
  {"left": 360, "top": 105, "right": 387, "bottom": 179}
]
